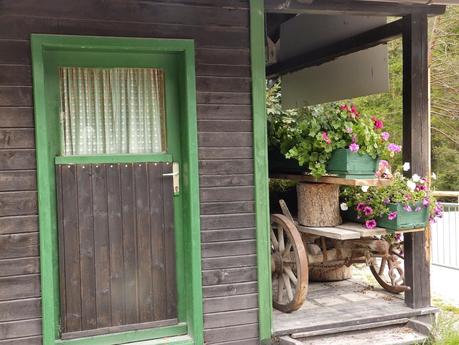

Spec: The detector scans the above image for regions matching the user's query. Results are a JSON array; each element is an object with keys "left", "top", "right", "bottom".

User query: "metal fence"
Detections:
[{"left": 431, "top": 202, "right": 459, "bottom": 270}]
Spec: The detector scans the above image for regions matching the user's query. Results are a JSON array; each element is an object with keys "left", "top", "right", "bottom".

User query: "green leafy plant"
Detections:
[
  {"left": 267, "top": 82, "right": 400, "bottom": 178},
  {"left": 340, "top": 171, "right": 443, "bottom": 229}
]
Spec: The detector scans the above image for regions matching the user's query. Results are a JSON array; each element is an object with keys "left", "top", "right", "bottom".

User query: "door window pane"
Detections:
[{"left": 59, "top": 67, "right": 166, "bottom": 155}]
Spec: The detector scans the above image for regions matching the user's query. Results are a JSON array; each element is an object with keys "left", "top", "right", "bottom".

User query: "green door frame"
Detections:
[
  {"left": 31, "top": 34, "right": 203, "bottom": 345},
  {"left": 250, "top": 0, "right": 273, "bottom": 343}
]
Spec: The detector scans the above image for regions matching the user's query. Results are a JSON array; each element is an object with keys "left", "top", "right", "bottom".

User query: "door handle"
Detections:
[{"left": 162, "top": 162, "right": 179, "bottom": 195}]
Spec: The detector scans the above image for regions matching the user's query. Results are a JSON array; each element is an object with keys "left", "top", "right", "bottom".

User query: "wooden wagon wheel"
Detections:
[
  {"left": 271, "top": 214, "right": 308, "bottom": 313},
  {"left": 369, "top": 242, "right": 410, "bottom": 294}
]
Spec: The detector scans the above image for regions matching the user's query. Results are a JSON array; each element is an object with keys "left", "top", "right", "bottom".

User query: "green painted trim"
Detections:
[
  {"left": 250, "top": 0, "right": 273, "bottom": 343},
  {"left": 31, "top": 34, "right": 203, "bottom": 345},
  {"left": 55, "top": 153, "right": 173, "bottom": 165},
  {"left": 55, "top": 323, "right": 187, "bottom": 345}
]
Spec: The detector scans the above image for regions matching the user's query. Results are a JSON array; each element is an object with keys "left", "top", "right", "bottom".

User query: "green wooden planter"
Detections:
[
  {"left": 343, "top": 202, "right": 428, "bottom": 232},
  {"left": 269, "top": 146, "right": 379, "bottom": 179},
  {"left": 326, "top": 148, "right": 379, "bottom": 179}
]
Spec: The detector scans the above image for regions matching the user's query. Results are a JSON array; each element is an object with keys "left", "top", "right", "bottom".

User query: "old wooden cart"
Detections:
[{"left": 270, "top": 174, "right": 424, "bottom": 313}]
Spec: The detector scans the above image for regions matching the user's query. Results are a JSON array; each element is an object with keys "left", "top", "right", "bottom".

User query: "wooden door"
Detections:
[{"left": 56, "top": 162, "right": 177, "bottom": 338}]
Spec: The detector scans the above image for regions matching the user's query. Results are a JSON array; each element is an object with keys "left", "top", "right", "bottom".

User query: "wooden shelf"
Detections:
[
  {"left": 297, "top": 221, "right": 424, "bottom": 240},
  {"left": 270, "top": 173, "right": 392, "bottom": 187}
]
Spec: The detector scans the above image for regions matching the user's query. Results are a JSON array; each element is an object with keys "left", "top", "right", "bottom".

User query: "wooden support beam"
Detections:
[
  {"left": 265, "top": 0, "right": 446, "bottom": 16},
  {"left": 402, "top": 13, "right": 431, "bottom": 309},
  {"left": 266, "top": 18, "right": 404, "bottom": 77}
]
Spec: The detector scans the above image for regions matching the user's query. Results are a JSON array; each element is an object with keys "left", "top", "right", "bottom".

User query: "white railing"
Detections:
[{"left": 431, "top": 191, "right": 459, "bottom": 270}]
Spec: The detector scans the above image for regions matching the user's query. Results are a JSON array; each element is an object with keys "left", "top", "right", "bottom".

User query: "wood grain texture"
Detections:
[{"left": 57, "top": 163, "right": 176, "bottom": 335}]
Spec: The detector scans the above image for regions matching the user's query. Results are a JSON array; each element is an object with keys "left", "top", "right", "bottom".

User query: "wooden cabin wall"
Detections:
[{"left": 0, "top": 1, "right": 258, "bottom": 344}]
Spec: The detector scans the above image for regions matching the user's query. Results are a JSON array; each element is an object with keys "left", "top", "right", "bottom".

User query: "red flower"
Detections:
[
  {"left": 374, "top": 119, "right": 384, "bottom": 129},
  {"left": 339, "top": 104, "right": 349, "bottom": 112}
]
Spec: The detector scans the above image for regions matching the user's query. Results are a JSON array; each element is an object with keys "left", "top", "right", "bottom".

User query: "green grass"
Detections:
[{"left": 424, "top": 299, "right": 459, "bottom": 345}]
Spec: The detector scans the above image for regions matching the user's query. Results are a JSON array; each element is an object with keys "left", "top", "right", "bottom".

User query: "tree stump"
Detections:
[
  {"left": 309, "top": 264, "right": 352, "bottom": 282},
  {"left": 297, "top": 183, "right": 341, "bottom": 227}
]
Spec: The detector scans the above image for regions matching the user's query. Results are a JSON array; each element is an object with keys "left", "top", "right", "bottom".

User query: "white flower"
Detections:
[
  {"left": 403, "top": 162, "right": 411, "bottom": 171},
  {"left": 340, "top": 203, "right": 349, "bottom": 211},
  {"left": 361, "top": 185, "right": 369, "bottom": 192},
  {"left": 432, "top": 172, "right": 437, "bottom": 180},
  {"left": 412, "top": 174, "right": 421, "bottom": 182},
  {"left": 407, "top": 180, "right": 416, "bottom": 191}
]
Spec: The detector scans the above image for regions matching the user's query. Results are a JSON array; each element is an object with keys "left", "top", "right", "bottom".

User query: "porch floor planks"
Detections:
[{"left": 273, "top": 278, "right": 438, "bottom": 337}]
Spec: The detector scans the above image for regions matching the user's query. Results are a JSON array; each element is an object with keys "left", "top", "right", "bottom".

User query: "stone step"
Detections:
[{"left": 279, "top": 320, "right": 430, "bottom": 345}]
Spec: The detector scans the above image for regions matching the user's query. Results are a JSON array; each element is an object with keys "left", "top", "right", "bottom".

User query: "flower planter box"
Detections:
[
  {"left": 269, "top": 146, "right": 379, "bottom": 179},
  {"left": 326, "top": 148, "right": 379, "bottom": 179},
  {"left": 343, "top": 202, "right": 428, "bottom": 232}
]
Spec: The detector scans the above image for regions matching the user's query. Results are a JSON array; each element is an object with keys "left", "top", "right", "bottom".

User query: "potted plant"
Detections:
[
  {"left": 267, "top": 87, "right": 401, "bottom": 179},
  {"left": 340, "top": 168, "right": 443, "bottom": 231}
]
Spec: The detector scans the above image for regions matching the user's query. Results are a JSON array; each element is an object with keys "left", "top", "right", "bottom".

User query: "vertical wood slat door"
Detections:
[{"left": 56, "top": 162, "right": 177, "bottom": 337}]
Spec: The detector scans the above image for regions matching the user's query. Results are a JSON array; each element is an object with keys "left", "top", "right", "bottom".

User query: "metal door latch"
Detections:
[{"left": 162, "top": 162, "right": 179, "bottom": 195}]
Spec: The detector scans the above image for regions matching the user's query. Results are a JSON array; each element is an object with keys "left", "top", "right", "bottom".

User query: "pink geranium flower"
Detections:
[
  {"left": 363, "top": 206, "right": 373, "bottom": 216},
  {"left": 388, "top": 212, "right": 398, "bottom": 220},
  {"left": 403, "top": 205, "right": 413, "bottom": 212},
  {"left": 381, "top": 132, "right": 390, "bottom": 141},
  {"left": 322, "top": 131, "right": 331, "bottom": 144},
  {"left": 423, "top": 198, "right": 430, "bottom": 207},
  {"left": 356, "top": 203, "right": 366, "bottom": 211},
  {"left": 374, "top": 119, "right": 384, "bottom": 129},
  {"left": 349, "top": 143, "right": 359, "bottom": 152},
  {"left": 365, "top": 219, "right": 377, "bottom": 229},
  {"left": 388, "top": 143, "right": 401, "bottom": 153}
]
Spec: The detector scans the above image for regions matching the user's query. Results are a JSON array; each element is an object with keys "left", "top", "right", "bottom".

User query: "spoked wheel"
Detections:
[
  {"left": 271, "top": 214, "right": 308, "bottom": 313},
  {"left": 369, "top": 242, "right": 410, "bottom": 294}
]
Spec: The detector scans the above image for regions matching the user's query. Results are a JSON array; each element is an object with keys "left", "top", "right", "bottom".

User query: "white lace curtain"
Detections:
[{"left": 59, "top": 67, "right": 166, "bottom": 156}]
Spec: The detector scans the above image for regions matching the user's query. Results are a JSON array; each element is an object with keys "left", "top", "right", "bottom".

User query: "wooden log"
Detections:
[{"left": 297, "top": 183, "right": 341, "bottom": 227}]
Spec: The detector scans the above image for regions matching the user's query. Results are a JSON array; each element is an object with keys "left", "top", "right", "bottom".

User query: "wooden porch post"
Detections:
[{"left": 402, "top": 13, "right": 431, "bottom": 309}]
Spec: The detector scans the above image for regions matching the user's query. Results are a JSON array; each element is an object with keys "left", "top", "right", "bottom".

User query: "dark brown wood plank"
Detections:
[
  {"left": 0, "top": 16, "right": 249, "bottom": 49},
  {"left": 197, "top": 92, "right": 251, "bottom": 105},
  {"left": 198, "top": 132, "right": 252, "bottom": 147},
  {"left": 196, "top": 64, "right": 251, "bottom": 78},
  {"left": 56, "top": 165, "right": 66, "bottom": 334},
  {"left": 0, "top": 191, "right": 36, "bottom": 216},
  {"left": 148, "top": 163, "right": 166, "bottom": 320},
  {"left": 1, "top": 0, "right": 249, "bottom": 28},
  {"left": 204, "top": 309, "right": 258, "bottom": 329},
  {"left": 202, "top": 267, "right": 258, "bottom": 286},
  {"left": 203, "top": 281, "right": 258, "bottom": 298},
  {"left": 0, "top": 107, "right": 34, "bottom": 128},
  {"left": 0, "top": 129, "right": 34, "bottom": 149},
  {"left": 120, "top": 164, "right": 138, "bottom": 325},
  {"left": 106, "top": 164, "right": 124, "bottom": 326},
  {"left": 204, "top": 323, "right": 258, "bottom": 344},
  {"left": 0, "top": 87, "right": 32, "bottom": 106},
  {"left": 0, "top": 298, "right": 41, "bottom": 322},
  {"left": 161, "top": 163, "right": 177, "bottom": 319},
  {"left": 202, "top": 255, "right": 257, "bottom": 270},
  {"left": 60, "top": 165, "right": 82, "bottom": 332},
  {"left": 199, "top": 175, "right": 254, "bottom": 188},
  {"left": 134, "top": 163, "right": 153, "bottom": 322},
  {"left": 201, "top": 214, "right": 255, "bottom": 230},
  {"left": 76, "top": 165, "right": 96, "bottom": 330},
  {"left": 199, "top": 160, "right": 253, "bottom": 175},
  {"left": 0, "top": 318, "right": 41, "bottom": 339},
  {"left": 402, "top": 13, "right": 431, "bottom": 310},
  {"left": 200, "top": 186, "right": 254, "bottom": 203},
  {"left": 197, "top": 104, "right": 251, "bottom": 120},
  {"left": 0, "top": 40, "right": 30, "bottom": 65},
  {"left": 92, "top": 165, "right": 111, "bottom": 328},
  {"left": 0, "top": 257, "right": 39, "bottom": 277},
  {"left": 0, "top": 274, "right": 40, "bottom": 301},
  {"left": 0, "top": 150, "right": 36, "bottom": 170},
  {"left": 0, "top": 65, "right": 31, "bottom": 86},
  {"left": 267, "top": 18, "right": 404, "bottom": 77},
  {"left": 198, "top": 120, "right": 252, "bottom": 132},
  {"left": 199, "top": 148, "right": 253, "bottom": 160},
  {"left": 202, "top": 240, "right": 257, "bottom": 258},
  {"left": 204, "top": 294, "right": 258, "bottom": 313},
  {"left": 197, "top": 77, "right": 250, "bottom": 93},
  {"left": 0, "top": 171, "right": 36, "bottom": 191},
  {"left": 200, "top": 201, "right": 255, "bottom": 215},
  {"left": 196, "top": 48, "right": 250, "bottom": 66},
  {"left": 0, "top": 233, "right": 38, "bottom": 259},
  {"left": 201, "top": 228, "right": 255, "bottom": 243},
  {"left": 0, "top": 335, "right": 42, "bottom": 345},
  {"left": 265, "top": 0, "right": 446, "bottom": 16},
  {"left": 0, "top": 215, "right": 37, "bottom": 235}
]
